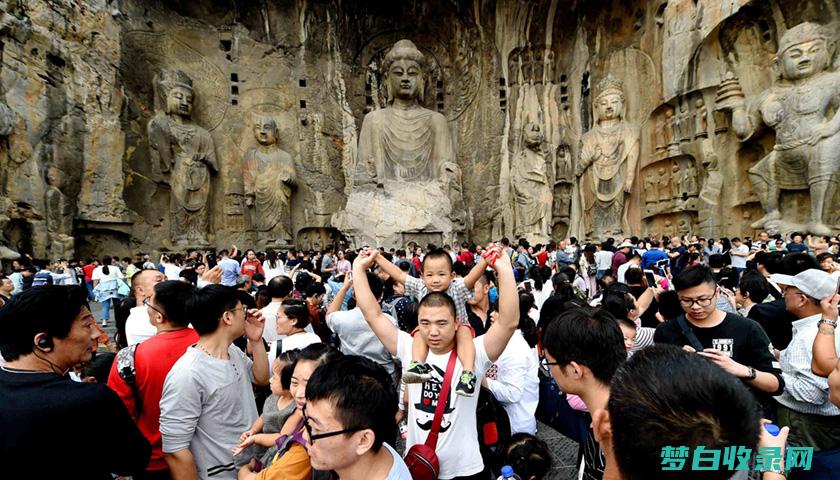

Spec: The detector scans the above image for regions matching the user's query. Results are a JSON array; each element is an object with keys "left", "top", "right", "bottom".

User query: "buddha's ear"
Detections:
[{"left": 383, "top": 71, "right": 393, "bottom": 103}]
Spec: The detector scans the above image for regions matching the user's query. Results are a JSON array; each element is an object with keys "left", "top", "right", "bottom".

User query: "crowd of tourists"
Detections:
[{"left": 1, "top": 231, "right": 840, "bottom": 480}]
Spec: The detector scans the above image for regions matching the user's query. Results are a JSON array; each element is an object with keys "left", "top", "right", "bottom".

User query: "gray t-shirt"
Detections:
[
  {"left": 326, "top": 308, "right": 397, "bottom": 374},
  {"left": 321, "top": 254, "right": 335, "bottom": 280},
  {"left": 160, "top": 345, "right": 258, "bottom": 480}
]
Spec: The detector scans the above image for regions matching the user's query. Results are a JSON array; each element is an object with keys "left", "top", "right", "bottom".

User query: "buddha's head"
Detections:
[
  {"left": 253, "top": 115, "right": 278, "bottom": 146},
  {"left": 594, "top": 76, "right": 625, "bottom": 122},
  {"left": 523, "top": 122, "right": 543, "bottom": 148},
  {"left": 156, "top": 69, "right": 194, "bottom": 118},
  {"left": 775, "top": 22, "right": 835, "bottom": 81},
  {"left": 382, "top": 39, "right": 427, "bottom": 103}
]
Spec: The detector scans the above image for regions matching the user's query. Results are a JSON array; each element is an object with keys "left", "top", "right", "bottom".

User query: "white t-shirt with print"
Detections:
[
  {"left": 731, "top": 244, "right": 749, "bottom": 268},
  {"left": 396, "top": 331, "right": 492, "bottom": 479}
]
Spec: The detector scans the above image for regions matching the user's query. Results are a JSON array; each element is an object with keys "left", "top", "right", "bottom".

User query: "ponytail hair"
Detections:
[
  {"left": 281, "top": 299, "right": 310, "bottom": 329},
  {"left": 102, "top": 256, "right": 112, "bottom": 275}
]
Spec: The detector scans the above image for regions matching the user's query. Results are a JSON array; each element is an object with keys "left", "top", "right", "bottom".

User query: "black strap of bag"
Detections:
[{"left": 676, "top": 315, "right": 705, "bottom": 352}]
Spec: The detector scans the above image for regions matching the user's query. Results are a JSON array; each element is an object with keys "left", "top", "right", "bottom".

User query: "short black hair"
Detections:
[
  {"left": 624, "top": 267, "right": 643, "bottom": 285},
  {"left": 656, "top": 290, "right": 684, "bottom": 321},
  {"left": 707, "top": 254, "right": 726, "bottom": 269},
  {"left": 305, "top": 282, "right": 326, "bottom": 299},
  {"left": 609, "top": 345, "right": 761, "bottom": 480},
  {"left": 541, "top": 308, "right": 626, "bottom": 385},
  {"left": 422, "top": 248, "right": 454, "bottom": 272},
  {"left": 739, "top": 271, "right": 769, "bottom": 303},
  {"left": 673, "top": 265, "right": 716, "bottom": 292},
  {"left": 418, "top": 291, "right": 456, "bottom": 320},
  {"left": 187, "top": 284, "right": 240, "bottom": 335},
  {"left": 306, "top": 355, "right": 397, "bottom": 453},
  {"left": 277, "top": 349, "right": 299, "bottom": 390},
  {"left": 267, "top": 275, "right": 294, "bottom": 298},
  {"left": 296, "top": 343, "right": 342, "bottom": 366},
  {"left": 780, "top": 252, "right": 819, "bottom": 276},
  {"left": 281, "top": 299, "right": 310, "bottom": 329},
  {"left": 715, "top": 267, "right": 738, "bottom": 291},
  {"left": 0, "top": 285, "right": 89, "bottom": 361},
  {"left": 601, "top": 292, "right": 634, "bottom": 322},
  {"left": 154, "top": 280, "right": 196, "bottom": 327}
]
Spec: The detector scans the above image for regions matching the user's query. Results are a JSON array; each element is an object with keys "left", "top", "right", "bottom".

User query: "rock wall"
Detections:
[{"left": 1, "top": 0, "right": 838, "bottom": 257}]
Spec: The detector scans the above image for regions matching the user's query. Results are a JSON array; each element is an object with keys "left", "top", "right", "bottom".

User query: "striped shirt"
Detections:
[{"left": 776, "top": 314, "right": 840, "bottom": 416}]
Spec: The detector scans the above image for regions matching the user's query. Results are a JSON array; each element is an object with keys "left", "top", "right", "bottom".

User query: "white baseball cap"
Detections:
[{"left": 769, "top": 269, "right": 837, "bottom": 301}]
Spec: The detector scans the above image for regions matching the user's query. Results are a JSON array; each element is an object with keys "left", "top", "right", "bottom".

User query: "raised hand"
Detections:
[{"left": 243, "top": 309, "right": 266, "bottom": 343}]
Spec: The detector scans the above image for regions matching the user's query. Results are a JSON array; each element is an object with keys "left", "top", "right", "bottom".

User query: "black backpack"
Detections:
[{"left": 476, "top": 387, "right": 512, "bottom": 473}]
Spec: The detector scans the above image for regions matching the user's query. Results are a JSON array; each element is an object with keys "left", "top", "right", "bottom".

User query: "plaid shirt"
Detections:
[
  {"left": 404, "top": 275, "right": 474, "bottom": 325},
  {"left": 776, "top": 313, "right": 840, "bottom": 416}
]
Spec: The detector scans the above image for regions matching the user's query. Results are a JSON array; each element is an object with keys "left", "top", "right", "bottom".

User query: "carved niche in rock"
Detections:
[
  {"left": 148, "top": 69, "right": 218, "bottom": 248},
  {"left": 333, "top": 39, "right": 467, "bottom": 246},
  {"left": 44, "top": 164, "right": 74, "bottom": 259},
  {"left": 576, "top": 76, "right": 640, "bottom": 239},
  {"left": 716, "top": 22, "right": 840, "bottom": 236},
  {"left": 243, "top": 115, "right": 296, "bottom": 245},
  {"left": 552, "top": 144, "right": 574, "bottom": 228},
  {"left": 511, "top": 122, "right": 552, "bottom": 243}
]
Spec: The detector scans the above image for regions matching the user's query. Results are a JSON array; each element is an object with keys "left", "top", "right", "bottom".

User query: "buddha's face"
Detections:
[
  {"left": 780, "top": 39, "right": 830, "bottom": 80},
  {"left": 254, "top": 119, "right": 278, "bottom": 145},
  {"left": 596, "top": 93, "right": 623, "bottom": 121},
  {"left": 166, "top": 86, "right": 193, "bottom": 117},
  {"left": 523, "top": 123, "right": 543, "bottom": 147},
  {"left": 387, "top": 59, "right": 422, "bottom": 100}
]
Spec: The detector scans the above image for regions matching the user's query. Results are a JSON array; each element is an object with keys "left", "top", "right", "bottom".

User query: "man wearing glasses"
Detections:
[
  {"left": 125, "top": 268, "right": 166, "bottom": 346},
  {"left": 654, "top": 265, "right": 783, "bottom": 417},
  {"left": 108, "top": 280, "right": 199, "bottom": 480},
  {"left": 302, "top": 355, "right": 411, "bottom": 480}
]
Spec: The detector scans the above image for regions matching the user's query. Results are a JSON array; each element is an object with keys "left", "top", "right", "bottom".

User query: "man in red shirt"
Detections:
[
  {"left": 240, "top": 249, "right": 264, "bottom": 280},
  {"left": 456, "top": 241, "right": 475, "bottom": 266},
  {"left": 82, "top": 258, "right": 98, "bottom": 300},
  {"left": 107, "top": 280, "right": 199, "bottom": 480}
]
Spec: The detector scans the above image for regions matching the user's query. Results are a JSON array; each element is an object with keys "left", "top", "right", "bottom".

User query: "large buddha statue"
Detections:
[
  {"left": 148, "top": 69, "right": 218, "bottom": 247},
  {"left": 576, "top": 76, "right": 640, "bottom": 239},
  {"left": 242, "top": 115, "right": 296, "bottom": 244},
  {"left": 716, "top": 22, "right": 840, "bottom": 235},
  {"left": 334, "top": 39, "right": 466, "bottom": 246}
]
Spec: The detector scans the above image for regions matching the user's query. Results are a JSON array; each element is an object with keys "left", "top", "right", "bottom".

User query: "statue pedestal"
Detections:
[{"left": 332, "top": 180, "right": 464, "bottom": 248}]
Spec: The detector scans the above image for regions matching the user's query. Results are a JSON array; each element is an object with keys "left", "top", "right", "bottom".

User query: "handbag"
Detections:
[{"left": 404, "top": 349, "right": 457, "bottom": 480}]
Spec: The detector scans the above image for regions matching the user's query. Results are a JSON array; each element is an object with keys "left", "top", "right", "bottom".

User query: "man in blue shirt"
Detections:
[
  {"left": 642, "top": 240, "right": 669, "bottom": 270},
  {"left": 216, "top": 249, "right": 240, "bottom": 286}
]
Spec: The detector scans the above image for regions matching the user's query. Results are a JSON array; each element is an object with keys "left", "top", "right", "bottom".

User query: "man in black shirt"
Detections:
[
  {"left": 654, "top": 265, "right": 784, "bottom": 416},
  {"left": 0, "top": 285, "right": 150, "bottom": 478}
]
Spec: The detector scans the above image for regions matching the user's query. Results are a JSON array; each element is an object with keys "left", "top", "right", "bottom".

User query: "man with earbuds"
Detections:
[{"left": 0, "top": 285, "right": 151, "bottom": 478}]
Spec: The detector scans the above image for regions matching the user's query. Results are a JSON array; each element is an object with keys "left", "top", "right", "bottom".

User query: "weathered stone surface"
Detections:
[{"left": 0, "top": 0, "right": 838, "bottom": 259}]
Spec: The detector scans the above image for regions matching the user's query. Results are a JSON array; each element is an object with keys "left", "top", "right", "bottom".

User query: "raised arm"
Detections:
[
  {"left": 463, "top": 255, "right": 489, "bottom": 290},
  {"left": 373, "top": 253, "right": 408, "bottom": 285},
  {"left": 353, "top": 250, "right": 399, "bottom": 356},
  {"left": 327, "top": 274, "right": 352, "bottom": 315},
  {"left": 812, "top": 294, "right": 839, "bottom": 377},
  {"left": 482, "top": 245, "right": 519, "bottom": 362}
]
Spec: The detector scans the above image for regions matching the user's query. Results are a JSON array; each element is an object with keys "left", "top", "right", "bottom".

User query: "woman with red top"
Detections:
[{"left": 241, "top": 249, "right": 265, "bottom": 280}]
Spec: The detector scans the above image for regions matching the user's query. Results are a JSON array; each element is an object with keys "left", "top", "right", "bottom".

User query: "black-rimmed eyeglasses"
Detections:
[
  {"left": 142, "top": 296, "right": 165, "bottom": 317},
  {"left": 302, "top": 408, "right": 368, "bottom": 444}
]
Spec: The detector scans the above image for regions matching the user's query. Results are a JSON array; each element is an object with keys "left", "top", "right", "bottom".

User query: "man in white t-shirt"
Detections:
[
  {"left": 730, "top": 237, "right": 750, "bottom": 284},
  {"left": 125, "top": 268, "right": 166, "bottom": 345},
  {"left": 352, "top": 245, "right": 518, "bottom": 479},
  {"left": 304, "top": 355, "right": 411, "bottom": 480},
  {"left": 260, "top": 275, "right": 293, "bottom": 369},
  {"left": 594, "top": 244, "right": 614, "bottom": 281},
  {"left": 326, "top": 271, "right": 397, "bottom": 376},
  {"left": 483, "top": 329, "right": 539, "bottom": 435}
]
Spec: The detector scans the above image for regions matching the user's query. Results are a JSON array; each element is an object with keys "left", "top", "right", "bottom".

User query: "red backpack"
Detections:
[{"left": 404, "top": 350, "right": 457, "bottom": 480}]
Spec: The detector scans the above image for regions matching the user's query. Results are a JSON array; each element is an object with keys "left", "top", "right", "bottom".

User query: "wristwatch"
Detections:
[
  {"left": 746, "top": 366, "right": 757, "bottom": 380},
  {"left": 819, "top": 318, "right": 838, "bottom": 328}
]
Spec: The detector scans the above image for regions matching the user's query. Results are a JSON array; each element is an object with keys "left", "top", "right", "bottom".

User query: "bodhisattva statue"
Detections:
[
  {"left": 717, "top": 22, "right": 840, "bottom": 235},
  {"left": 243, "top": 116, "right": 296, "bottom": 244},
  {"left": 576, "top": 76, "right": 640, "bottom": 238},
  {"left": 44, "top": 164, "right": 74, "bottom": 259},
  {"left": 148, "top": 69, "right": 218, "bottom": 247},
  {"left": 357, "top": 39, "right": 460, "bottom": 190},
  {"left": 511, "top": 122, "right": 552, "bottom": 241}
]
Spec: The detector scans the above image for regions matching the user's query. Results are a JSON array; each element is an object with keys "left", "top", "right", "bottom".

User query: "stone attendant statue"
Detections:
[
  {"left": 716, "top": 22, "right": 840, "bottom": 235},
  {"left": 243, "top": 116, "right": 296, "bottom": 244},
  {"left": 576, "top": 76, "right": 640, "bottom": 238},
  {"left": 148, "top": 69, "right": 218, "bottom": 247},
  {"left": 511, "top": 122, "right": 552, "bottom": 241},
  {"left": 44, "top": 164, "right": 74, "bottom": 259}
]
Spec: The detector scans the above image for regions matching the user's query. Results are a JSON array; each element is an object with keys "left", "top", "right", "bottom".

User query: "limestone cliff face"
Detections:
[{"left": 2, "top": 0, "right": 838, "bottom": 257}]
